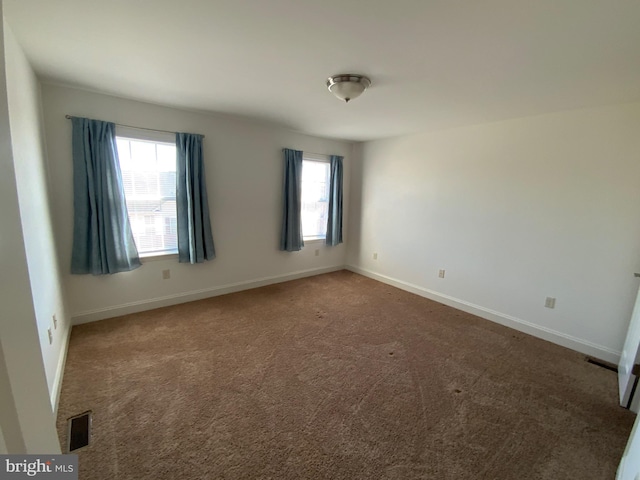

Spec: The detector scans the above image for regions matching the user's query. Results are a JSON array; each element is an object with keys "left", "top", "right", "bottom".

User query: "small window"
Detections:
[
  {"left": 116, "top": 128, "right": 177, "bottom": 257},
  {"left": 301, "top": 155, "right": 331, "bottom": 241}
]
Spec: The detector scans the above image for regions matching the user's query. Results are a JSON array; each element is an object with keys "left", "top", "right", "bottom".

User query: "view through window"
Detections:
[
  {"left": 116, "top": 137, "right": 177, "bottom": 256},
  {"left": 301, "top": 158, "right": 330, "bottom": 240}
]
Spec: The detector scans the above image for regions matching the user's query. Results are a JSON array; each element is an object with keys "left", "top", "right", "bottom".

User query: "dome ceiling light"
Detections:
[{"left": 326, "top": 74, "right": 371, "bottom": 103}]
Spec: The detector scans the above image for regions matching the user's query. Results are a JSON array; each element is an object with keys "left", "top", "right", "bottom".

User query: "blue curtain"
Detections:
[
  {"left": 71, "top": 117, "right": 141, "bottom": 275},
  {"left": 326, "top": 155, "right": 344, "bottom": 246},
  {"left": 280, "top": 148, "right": 304, "bottom": 251},
  {"left": 176, "top": 133, "right": 216, "bottom": 263}
]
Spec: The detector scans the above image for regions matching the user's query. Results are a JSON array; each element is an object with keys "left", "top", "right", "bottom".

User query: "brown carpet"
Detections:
[{"left": 56, "top": 271, "right": 635, "bottom": 479}]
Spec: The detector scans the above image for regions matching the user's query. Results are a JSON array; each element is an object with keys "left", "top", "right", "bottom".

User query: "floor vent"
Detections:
[
  {"left": 586, "top": 357, "right": 618, "bottom": 373},
  {"left": 67, "top": 411, "right": 92, "bottom": 452}
]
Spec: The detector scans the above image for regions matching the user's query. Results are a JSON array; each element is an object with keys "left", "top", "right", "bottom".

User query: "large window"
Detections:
[
  {"left": 301, "top": 155, "right": 331, "bottom": 241},
  {"left": 116, "top": 129, "right": 177, "bottom": 257}
]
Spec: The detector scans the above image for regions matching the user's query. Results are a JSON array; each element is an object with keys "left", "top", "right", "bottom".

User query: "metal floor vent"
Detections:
[
  {"left": 67, "top": 411, "right": 92, "bottom": 452},
  {"left": 586, "top": 357, "right": 618, "bottom": 373}
]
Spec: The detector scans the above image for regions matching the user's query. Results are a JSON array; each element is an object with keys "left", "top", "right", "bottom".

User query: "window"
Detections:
[
  {"left": 115, "top": 128, "right": 177, "bottom": 257},
  {"left": 301, "top": 155, "right": 331, "bottom": 241}
]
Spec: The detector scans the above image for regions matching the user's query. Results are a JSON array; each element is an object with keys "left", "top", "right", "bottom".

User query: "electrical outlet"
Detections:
[
  {"left": 52, "top": 314, "right": 57, "bottom": 329},
  {"left": 162, "top": 269, "right": 171, "bottom": 280},
  {"left": 315, "top": 249, "right": 319, "bottom": 257},
  {"left": 373, "top": 253, "right": 378, "bottom": 260},
  {"left": 545, "top": 297, "right": 556, "bottom": 309},
  {"left": 438, "top": 269, "right": 445, "bottom": 278},
  {"left": 47, "top": 328, "right": 53, "bottom": 345}
]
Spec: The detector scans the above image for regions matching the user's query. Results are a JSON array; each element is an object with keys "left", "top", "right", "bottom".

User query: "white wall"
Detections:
[
  {"left": 0, "top": 13, "right": 60, "bottom": 453},
  {"left": 348, "top": 103, "right": 640, "bottom": 362},
  {"left": 41, "top": 84, "right": 353, "bottom": 322},
  {"left": 4, "top": 24, "right": 69, "bottom": 407}
]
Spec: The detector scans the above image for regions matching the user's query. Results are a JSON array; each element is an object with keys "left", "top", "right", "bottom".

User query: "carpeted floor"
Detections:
[{"left": 56, "top": 271, "right": 635, "bottom": 479}]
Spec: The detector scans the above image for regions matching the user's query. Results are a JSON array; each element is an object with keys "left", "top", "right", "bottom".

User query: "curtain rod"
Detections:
[
  {"left": 302, "top": 151, "right": 336, "bottom": 158},
  {"left": 64, "top": 115, "right": 204, "bottom": 138}
]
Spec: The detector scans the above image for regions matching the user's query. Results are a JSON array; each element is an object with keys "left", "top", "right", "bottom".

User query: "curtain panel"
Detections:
[
  {"left": 326, "top": 155, "right": 344, "bottom": 246},
  {"left": 176, "top": 133, "right": 216, "bottom": 263},
  {"left": 70, "top": 117, "right": 141, "bottom": 275},
  {"left": 280, "top": 148, "right": 304, "bottom": 251}
]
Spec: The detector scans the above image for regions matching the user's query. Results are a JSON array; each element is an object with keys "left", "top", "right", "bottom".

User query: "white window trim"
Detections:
[
  {"left": 138, "top": 249, "right": 178, "bottom": 259},
  {"left": 116, "top": 125, "right": 175, "bottom": 145},
  {"left": 116, "top": 127, "right": 178, "bottom": 259},
  {"left": 140, "top": 253, "right": 179, "bottom": 263},
  {"left": 303, "top": 152, "right": 330, "bottom": 163},
  {"left": 301, "top": 153, "right": 331, "bottom": 243}
]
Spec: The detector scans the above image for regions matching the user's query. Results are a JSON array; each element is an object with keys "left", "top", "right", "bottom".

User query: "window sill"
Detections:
[
  {"left": 304, "top": 238, "right": 326, "bottom": 245},
  {"left": 140, "top": 252, "right": 178, "bottom": 263}
]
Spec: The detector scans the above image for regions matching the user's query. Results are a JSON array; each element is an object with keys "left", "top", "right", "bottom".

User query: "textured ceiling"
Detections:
[{"left": 5, "top": 0, "right": 640, "bottom": 141}]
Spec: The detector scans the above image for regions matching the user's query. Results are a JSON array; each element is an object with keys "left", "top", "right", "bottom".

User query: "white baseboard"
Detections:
[
  {"left": 51, "top": 323, "right": 71, "bottom": 415},
  {"left": 71, "top": 265, "right": 345, "bottom": 325},
  {"left": 70, "top": 263, "right": 621, "bottom": 364},
  {"left": 346, "top": 265, "right": 621, "bottom": 364}
]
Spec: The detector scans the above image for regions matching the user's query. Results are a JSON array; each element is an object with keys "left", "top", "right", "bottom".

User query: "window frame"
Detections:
[
  {"left": 115, "top": 126, "right": 178, "bottom": 260},
  {"left": 301, "top": 153, "right": 331, "bottom": 243}
]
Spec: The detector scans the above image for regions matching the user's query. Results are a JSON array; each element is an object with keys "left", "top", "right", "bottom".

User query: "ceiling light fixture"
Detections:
[{"left": 326, "top": 74, "right": 371, "bottom": 103}]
